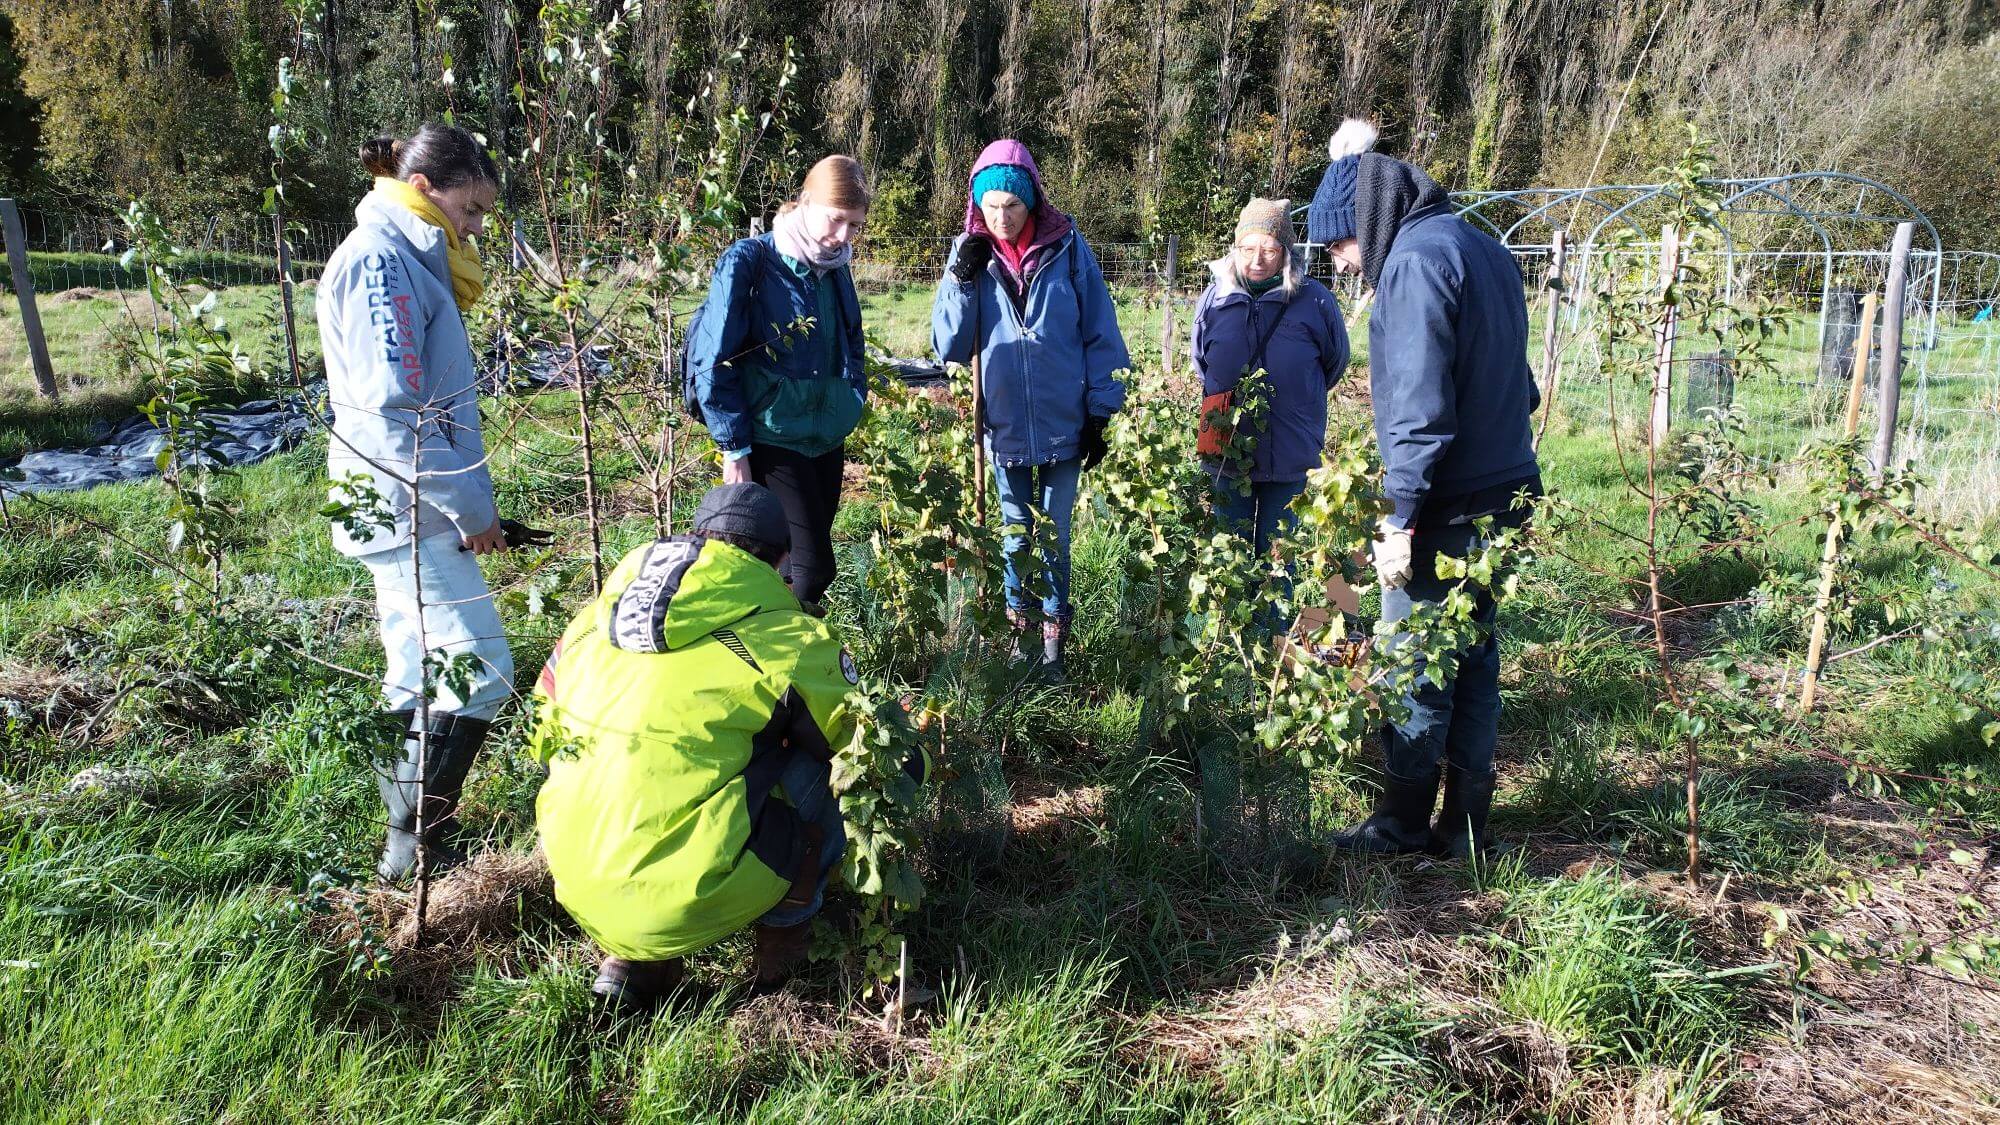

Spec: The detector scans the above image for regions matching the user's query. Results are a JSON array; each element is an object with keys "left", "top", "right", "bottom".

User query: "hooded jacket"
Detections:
[
  {"left": 931, "top": 140, "right": 1131, "bottom": 467},
  {"left": 319, "top": 189, "right": 497, "bottom": 556},
  {"left": 531, "top": 536, "right": 857, "bottom": 961},
  {"left": 1190, "top": 253, "right": 1349, "bottom": 483},
  {"left": 1350, "top": 154, "right": 1541, "bottom": 528},
  {"left": 686, "top": 232, "right": 869, "bottom": 458}
]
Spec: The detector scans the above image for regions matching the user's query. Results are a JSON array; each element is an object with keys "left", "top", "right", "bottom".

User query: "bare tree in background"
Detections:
[
  {"left": 634, "top": 0, "right": 688, "bottom": 187},
  {"left": 1404, "top": 0, "right": 1453, "bottom": 166},
  {"left": 824, "top": 0, "right": 892, "bottom": 175},
  {"left": 990, "top": 0, "right": 1034, "bottom": 133},
  {"left": 1339, "top": 0, "right": 1400, "bottom": 116},
  {"left": 916, "top": 0, "right": 969, "bottom": 227},
  {"left": 1143, "top": 0, "right": 1170, "bottom": 200},
  {"left": 1212, "top": 0, "right": 1247, "bottom": 182},
  {"left": 1268, "top": 0, "right": 1325, "bottom": 194},
  {"left": 1462, "top": 0, "right": 1540, "bottom": 189},
  {"left": 1061, "top": 0, "right": 1112, "bottom": 198}
]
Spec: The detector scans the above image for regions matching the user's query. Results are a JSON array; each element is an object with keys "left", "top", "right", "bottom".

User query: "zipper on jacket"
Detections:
[{"left": 1026, "top": 232, "right": 1077, "bottom": 466}]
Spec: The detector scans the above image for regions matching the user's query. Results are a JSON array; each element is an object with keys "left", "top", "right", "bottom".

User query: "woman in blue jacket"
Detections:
[
  {"left": 686, "top": 156, "right": 872, "bottom": 610},
  {"left": 932, "top": 139, "right": 1131, "bottom": 676},
  {"left": 1191, "top": 196, "right": 1349, "bottom": 629}
]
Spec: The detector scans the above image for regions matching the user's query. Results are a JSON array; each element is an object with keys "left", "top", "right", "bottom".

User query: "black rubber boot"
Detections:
[
  {"left": 1041, "top": 617, "right": 1071, "bottom": 684},
  {"left": 1427, "top": 765, "right": 1497, "bottom": 860},
  {"left": 1331, "top": 767, "right": 1441, "bottom": 855},
  {"left": 377, "top": 711, "right": 491, "bottom": 883},
  {"left": 593, "top": 956, "right": 685, "bottom": 1012}
]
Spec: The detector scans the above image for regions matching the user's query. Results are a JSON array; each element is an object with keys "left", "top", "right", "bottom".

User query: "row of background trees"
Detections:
[{"left": 0, "top": 0, "right": 1996, "bottom": 248}]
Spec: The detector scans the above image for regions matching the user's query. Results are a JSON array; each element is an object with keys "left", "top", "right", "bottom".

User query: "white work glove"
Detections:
[{"left": 1372, "top": 519, "right": 1414, "bottom": 591}]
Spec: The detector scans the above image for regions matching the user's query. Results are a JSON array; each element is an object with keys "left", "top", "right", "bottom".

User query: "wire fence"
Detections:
[
  {"left": 0, "top": 208, "right": 345, "bottom": 293},
  {"left": 1506, "top": 244, "right": 2000, "bottom": 524}
]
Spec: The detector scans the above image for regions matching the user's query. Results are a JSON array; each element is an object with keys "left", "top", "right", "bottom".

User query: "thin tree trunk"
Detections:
[
  {"left": 1212, "top": 0, "right": 1245, "bottom": 175},
  {"left": 1269, "top": 0, "right": 1302, "bottom": 193}
]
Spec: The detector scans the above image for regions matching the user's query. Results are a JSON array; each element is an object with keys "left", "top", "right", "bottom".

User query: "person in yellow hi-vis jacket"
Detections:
[{"left": 531, "top": 483, "right": 861, "bottom": 1010}]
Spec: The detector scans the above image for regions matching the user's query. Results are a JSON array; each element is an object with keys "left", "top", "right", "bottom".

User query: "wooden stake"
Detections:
[
  {"left": 1648, "top": 227, "right": 1682, "bottom": 451},
  {"left": 894, "top": 937, "right": 908, "bottom": 1036},
  {"left": 1158, "top": 233, "right": 1180, "bottom": 374},
  {"left": 1799, "top": 290, "right": 1878, "bottom": 713},
  {"left": 971, "top": 288, "right": 987, "bottom": 526},
  {"left": 0, "top": 199, "right": 58, "bottom": 400},
  {"left": 1534, "top": 230, "right": 1567, "bottom": 447},
  {"left": 272, "top": 209, "right": 304, "bottom": 390},
  {"left": 1871, "top": 221, "right": 1916, "bottom": 480}
]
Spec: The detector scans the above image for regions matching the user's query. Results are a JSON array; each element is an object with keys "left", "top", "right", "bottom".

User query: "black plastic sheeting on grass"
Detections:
[
  {"left": 0, "top": 388, "right": 328, "bottom": 497},
  {"left": 1, "top": 348, "right": 948, "bottom": 498}
]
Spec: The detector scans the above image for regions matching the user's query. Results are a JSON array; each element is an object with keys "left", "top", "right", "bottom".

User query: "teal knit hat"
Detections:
[{"left": 971, "top": 164, "right": 1037, "bottom": 212}]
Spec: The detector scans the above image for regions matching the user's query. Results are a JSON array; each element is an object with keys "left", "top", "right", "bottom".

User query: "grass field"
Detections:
[{"left": 3, "top": 277, "right": 1999, "bottom": 1122}]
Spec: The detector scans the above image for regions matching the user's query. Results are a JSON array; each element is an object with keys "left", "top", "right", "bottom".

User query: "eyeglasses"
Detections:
[{"left": 1233, "top": 244, "right": 1284, "bottom": 258}]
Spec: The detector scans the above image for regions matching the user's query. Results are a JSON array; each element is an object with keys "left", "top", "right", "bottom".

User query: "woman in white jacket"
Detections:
[{"left": 319, "top": 122, "right": 520, "bottom": 882}]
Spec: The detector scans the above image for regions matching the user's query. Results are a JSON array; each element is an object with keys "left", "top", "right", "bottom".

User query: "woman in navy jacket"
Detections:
[{"left": 1191, "top": 196, "right": 1349, "bottom": 625}]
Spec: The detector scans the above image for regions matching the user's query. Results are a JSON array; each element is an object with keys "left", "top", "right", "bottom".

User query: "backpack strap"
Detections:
[{"left": 1248, "top": 293, "right": 1293, "bottom": 375}]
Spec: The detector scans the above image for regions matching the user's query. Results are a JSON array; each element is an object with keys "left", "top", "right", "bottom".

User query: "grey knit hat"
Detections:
[{"left": 692, "top": 483, "right": 790, "bottom": 555}]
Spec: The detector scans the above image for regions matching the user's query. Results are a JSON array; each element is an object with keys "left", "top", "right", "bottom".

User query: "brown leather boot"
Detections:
[
  {"left": 592, "top": 956, "right": 685, "bottom": 1012},
  {"left": 750, "top": 922, "right": 811, "bottom": 993}
]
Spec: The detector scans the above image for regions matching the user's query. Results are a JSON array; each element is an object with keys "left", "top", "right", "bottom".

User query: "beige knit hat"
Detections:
[{"left": 1234, "top": 197, "right": 1294, "bottom": 246}]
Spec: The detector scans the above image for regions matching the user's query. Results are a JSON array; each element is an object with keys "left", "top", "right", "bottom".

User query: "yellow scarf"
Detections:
[{"left": 374, "top": 176, "right": 485, "bottom": 311}]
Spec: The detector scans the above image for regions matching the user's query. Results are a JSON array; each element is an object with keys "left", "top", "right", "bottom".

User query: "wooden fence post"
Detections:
[
  {"left": 1535, "top": 229, "right": 1568, "bottom": 447},
  {"left": 1, "top": 198, "right": 58, "bottom": 400},
  {"left": 1799, "top": 289, "right": 1879, "bottom": 714},
  {"left": 1158, "top": 234, "right": 1180, "bottom": 373},
  {"left": 1648, "top": 227, "right": 1683, "bottom": 450},
  {"left": 1871, "top": 221, "right": 1915, "bottom": 480}
]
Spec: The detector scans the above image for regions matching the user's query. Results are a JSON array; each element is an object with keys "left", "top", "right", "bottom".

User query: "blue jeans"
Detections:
[
  {"left": 993, "top": 458, "right": 1083, "bottom": 620},
  {"left": 1378, "top": 519, "right": 1514, "bottom": 780},
  {"left": 757, "top": 752, "right": 848, "bottom": 928},
  {"left": 1212, "top": 476, "right": 1307, "bottom": 632}
]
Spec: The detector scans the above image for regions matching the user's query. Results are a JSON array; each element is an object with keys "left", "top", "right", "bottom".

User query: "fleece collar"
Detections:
[{"left": 1205, "top": 253, "right": 1305, "bottom": 300}]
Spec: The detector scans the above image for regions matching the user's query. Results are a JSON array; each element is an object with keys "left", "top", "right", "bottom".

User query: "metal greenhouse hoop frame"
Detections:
[
  {"left": 1454, "top": 173, "right": 1941, "bottom": 353},
  {"left": 1290, "top": 173, "right": 2000, "bottom": 522},
  {"left": 1296, "top": 171, "right": 1942, "bottom": 351}
]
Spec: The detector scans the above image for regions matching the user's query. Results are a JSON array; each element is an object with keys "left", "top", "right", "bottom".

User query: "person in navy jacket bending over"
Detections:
[{"left": 1308, "top": 119, "right": 1542, "bottom": 861}]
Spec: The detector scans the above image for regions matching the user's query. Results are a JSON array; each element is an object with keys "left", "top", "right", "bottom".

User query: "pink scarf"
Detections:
[
  {"left": 991, "top": 216, "right": 1037, "bottom": 290},
  {"left": 773, "top": 205, "right": 852, "bottom": 274}
]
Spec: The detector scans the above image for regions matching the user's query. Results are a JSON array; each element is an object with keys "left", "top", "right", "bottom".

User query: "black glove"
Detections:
[
  {"left": 1079, "top": 416, "right": 1111, "bottom": 471},
  {"left": 499, "top": 518, "right": 554, "bottom": 549},
  {"left": 949, "top": 236, "right": 993, "bottom": 284}
]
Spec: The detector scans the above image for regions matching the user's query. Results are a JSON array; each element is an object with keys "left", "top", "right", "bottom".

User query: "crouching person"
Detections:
[
  {"left": 1309, "top": 120, "right": 1542, "bottom": 860},
  {"left": 531, "top": 483, "right": 857, "bottom": 1009}
]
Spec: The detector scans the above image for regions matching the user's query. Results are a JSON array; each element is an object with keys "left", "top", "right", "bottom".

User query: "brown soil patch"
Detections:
[
  {"left": 308, "top": 847, "right": 565, "bottom": 1010},
  {"left": 0, "top": 663, "right": 119, "bottom": 742}
]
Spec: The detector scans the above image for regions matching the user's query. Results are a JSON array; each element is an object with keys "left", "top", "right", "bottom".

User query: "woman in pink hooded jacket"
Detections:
[{"left": 931, "top": 140, "right": 1131, "bottom": 678}]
